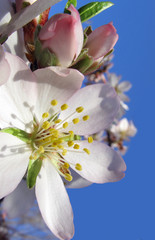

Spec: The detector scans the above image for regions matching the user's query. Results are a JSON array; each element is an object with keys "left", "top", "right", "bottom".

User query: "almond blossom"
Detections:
[{"left": 0, "top": 51, "right": 126, "bottom": 239}]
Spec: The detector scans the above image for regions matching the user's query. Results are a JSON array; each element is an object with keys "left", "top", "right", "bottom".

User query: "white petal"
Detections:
[
  {"left": 36, "top": 159, "right": 74, "bottom": 240},
  {"left": 119, "top": 92, "right": 130, "bottom": 102},
  {"left": 0, "top": 0, "right": 13, "bottom": 27},
  {"left": 118, "top": 81, "right": 132, "bottom": 92},
  {"left": 119, "top": 118, "right": 129, "bottom": 132},
  {"left": 65, "top": 141, "right": 126, "bottom": 183},
  {"left": 33, "top": 67, "right": 83, "bottom": 120},
  {"left": 59, "top": 83, "right": 120, "bottom": 135},
  {"left": 0, "top": 52, "right": 38, "bottom": 130},
  {"left": 0, "top": 0, "right": 61, "bottom": 38},
  {"left": 65, "top": 169, "right": 92, "bottom": 189},
  {"left": 0, "top": 45, "right": 10, "bottom": 85},
  {"left": 108, "top": 73, "right": 121, "bottom": 87},
  {"left": 0, "top": 132, "right": 30, "bottom": 199},
  {"left": 2, "top": 180, "right": 35, "bottom": 218}
]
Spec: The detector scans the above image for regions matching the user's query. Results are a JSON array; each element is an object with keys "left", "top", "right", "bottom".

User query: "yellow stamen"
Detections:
[
  {"left": 51, "top": 99, "right": 58, "bottom": 106},
  {"left": 88, "top": 136, "right": 93, "bottom": 143},
  {"left": 63, "top": 122, "right": 68, "bottom": 129},
  {"left": 42, "top": 121, "right": 50, "bottom": 130},
  {"left": 76, "top": 106, "right": 84, "bottom": 113},
  {"left": 65, "top": 173, "right": 72, "bottom": 182},
  {"left": 42, "top": 112, "right": 49, "bottom": 119},
  {"left": 73, "top": 144, "right": 80, "bottom": 149},
  {"left": 83, "top": 148, "right": 90, "bottom": 155},
  {"left": 75, "top": 163, "right": 82, "bottom": 171},
  {"left": 62, "top": 149, "right": 67, "bottom": 156},
  {"left": 54, "top": 119, "right": 62, "bottom": 124},
  {"left": 83, "top": 115, "right": 90, "bottom": 121},
  {"left": 72, "top": 118, "right": 79, "bottom": 124},
  {"left": 68, "top": 141, "right": 74, "bottom": 147},
  {"left": 69, "top": 131, "right": 74, "bottom": 137},
  {"left": 63, "top": 162, "right": 70, "bottom": 169},
  {"left": 38, "top": 146, "right": 44, "bottom": 154},
  {"left": 61, "top": 104, "right": 68, "bottom": 111}
]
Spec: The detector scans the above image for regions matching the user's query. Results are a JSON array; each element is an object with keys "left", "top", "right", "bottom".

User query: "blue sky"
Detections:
[{"left": 49, "top": 0, "right": 154, "bottom": 239}]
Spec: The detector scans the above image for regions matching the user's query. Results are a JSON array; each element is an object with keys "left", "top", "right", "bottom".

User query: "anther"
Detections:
[
  {"left": 72, "top": 118, "right": 80, "bottom": 124},
  {"left": 61, "top": 104, "right": 68, "bottom": 111},
  {"left": 69, "top": 131, "right": 74, "bottom": 137},
  {"left": 75, "top": 163, "right": 82, "bottom": 171},
  {"left": 42, "top": 121, "right": 50, "bottom": 130},
  {"left": 51, "top": 99, "right": 58, "bottom": 106},
  {"left": 63, "top": 122, "right": 68, "bottom": 129},
  {"left": 88, "top": 136, "right": 93, "bottom": 143},
  {"left": 62, "top": 149, "right": 67, "bottom": 156},
  {"left": 38, "top": 146, "right": 44, "bottom": 154},
  {"left": 76, "top": 106, "right": 84, "bottom": 113},
  {"left": 73, "top": 144, "right": 80, "bottom": 149},
  {"left": 83, "top": 148, "right": 90, "bottom": 155},
  {"left": 65, "top": 173, "right": 72, "bottom": 182},
  {"left": 63, "top": 162, "right": 70, "bottom": 169},
  {"left": 54, "top": 119, "right": 62, "bottom": 124},
  {"left": 68, "top": 141, "right": 74, "bottom": 147},
  {"left": 83, "top": 115, "right": 90, "bottom": 121},
  {"left": 42, "top": 112, "right": 49, "bottom": 119}
]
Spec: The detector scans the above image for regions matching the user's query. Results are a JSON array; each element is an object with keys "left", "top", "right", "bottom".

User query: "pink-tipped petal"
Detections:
[
  {"left": 2, "top": 180, "right": 35, "bottom": 218},
  {"left": 59, "top": 83, "right": 120, "bottom": 135},
  {"left": 36, "top": 159, "right": 74, "bottom": 240},
  {"left": 65, "top": 141, "right": 126, "bottom": 183},
  {"left": 0, "top": 133, "right": 30, "bottom": 199},
  {"left": 85, "top": 22, "right": 118, "bottom": 60}
]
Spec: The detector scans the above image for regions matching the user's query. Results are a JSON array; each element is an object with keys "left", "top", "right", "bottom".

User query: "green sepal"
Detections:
[
  {"left": 34, "top": 39, "right": 42, "bottom": 60},
  {"left": 36, "top": 47, "right": 59, "bottom": 67},
  {"left": 71, "top": 48, "right": 88, "bottom": 66},
  {"left": 71, "top": 52, "right": 94, "bottom": 74},
  {"left": 78, "top": 2, "right": 114, "bottom": 23},
  {"left": 83, "top": 26, "right": 93, "bottom": 46},
  {"left": 65, "top": 0, "right": 77, "bottom": 9},
  {"left": 34, "top": 25, "right": 42, "bottom": 43},
  {"left": 27, "top": 158, "right": 42, "bottom": 189},
  {"left": 0, "top": 128, "right": 31, "bottom": 143}
]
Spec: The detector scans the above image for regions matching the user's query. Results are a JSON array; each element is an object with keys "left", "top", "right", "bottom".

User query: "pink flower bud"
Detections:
[
  {"left": 39, "top": 5, "right": 84, "bottom": 67},
  {"left": 85, "top": 22, "right": 118, "bottom": 61}
]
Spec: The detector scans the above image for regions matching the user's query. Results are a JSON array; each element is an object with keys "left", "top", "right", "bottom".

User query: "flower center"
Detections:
[{"left": 29, "top": 99, "right": 93, "bottom": 182}]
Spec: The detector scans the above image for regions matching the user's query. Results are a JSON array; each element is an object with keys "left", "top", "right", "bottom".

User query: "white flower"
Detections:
[
  {"left": 110, "top": 118, "right": 137, "bottom": 140},
  {"left": 108, "top": 73, "right": 132, "bottom": 116},
  {"left": 0, "top": 52, "right": 126, "bottom": 239}
]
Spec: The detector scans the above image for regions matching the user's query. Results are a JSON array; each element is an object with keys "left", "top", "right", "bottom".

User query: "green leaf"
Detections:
[
  {"left": 0, "top": 128, "right": 30, "bottom": 143},
  {"left": 27, "top": 158, "right": 42, "bottom": 189},
  {"left": 78, "top": 2, "right": 114, "bottom": 23},
  {"left": 65, "top": 0, "right": 77, "bottom": 9}
]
